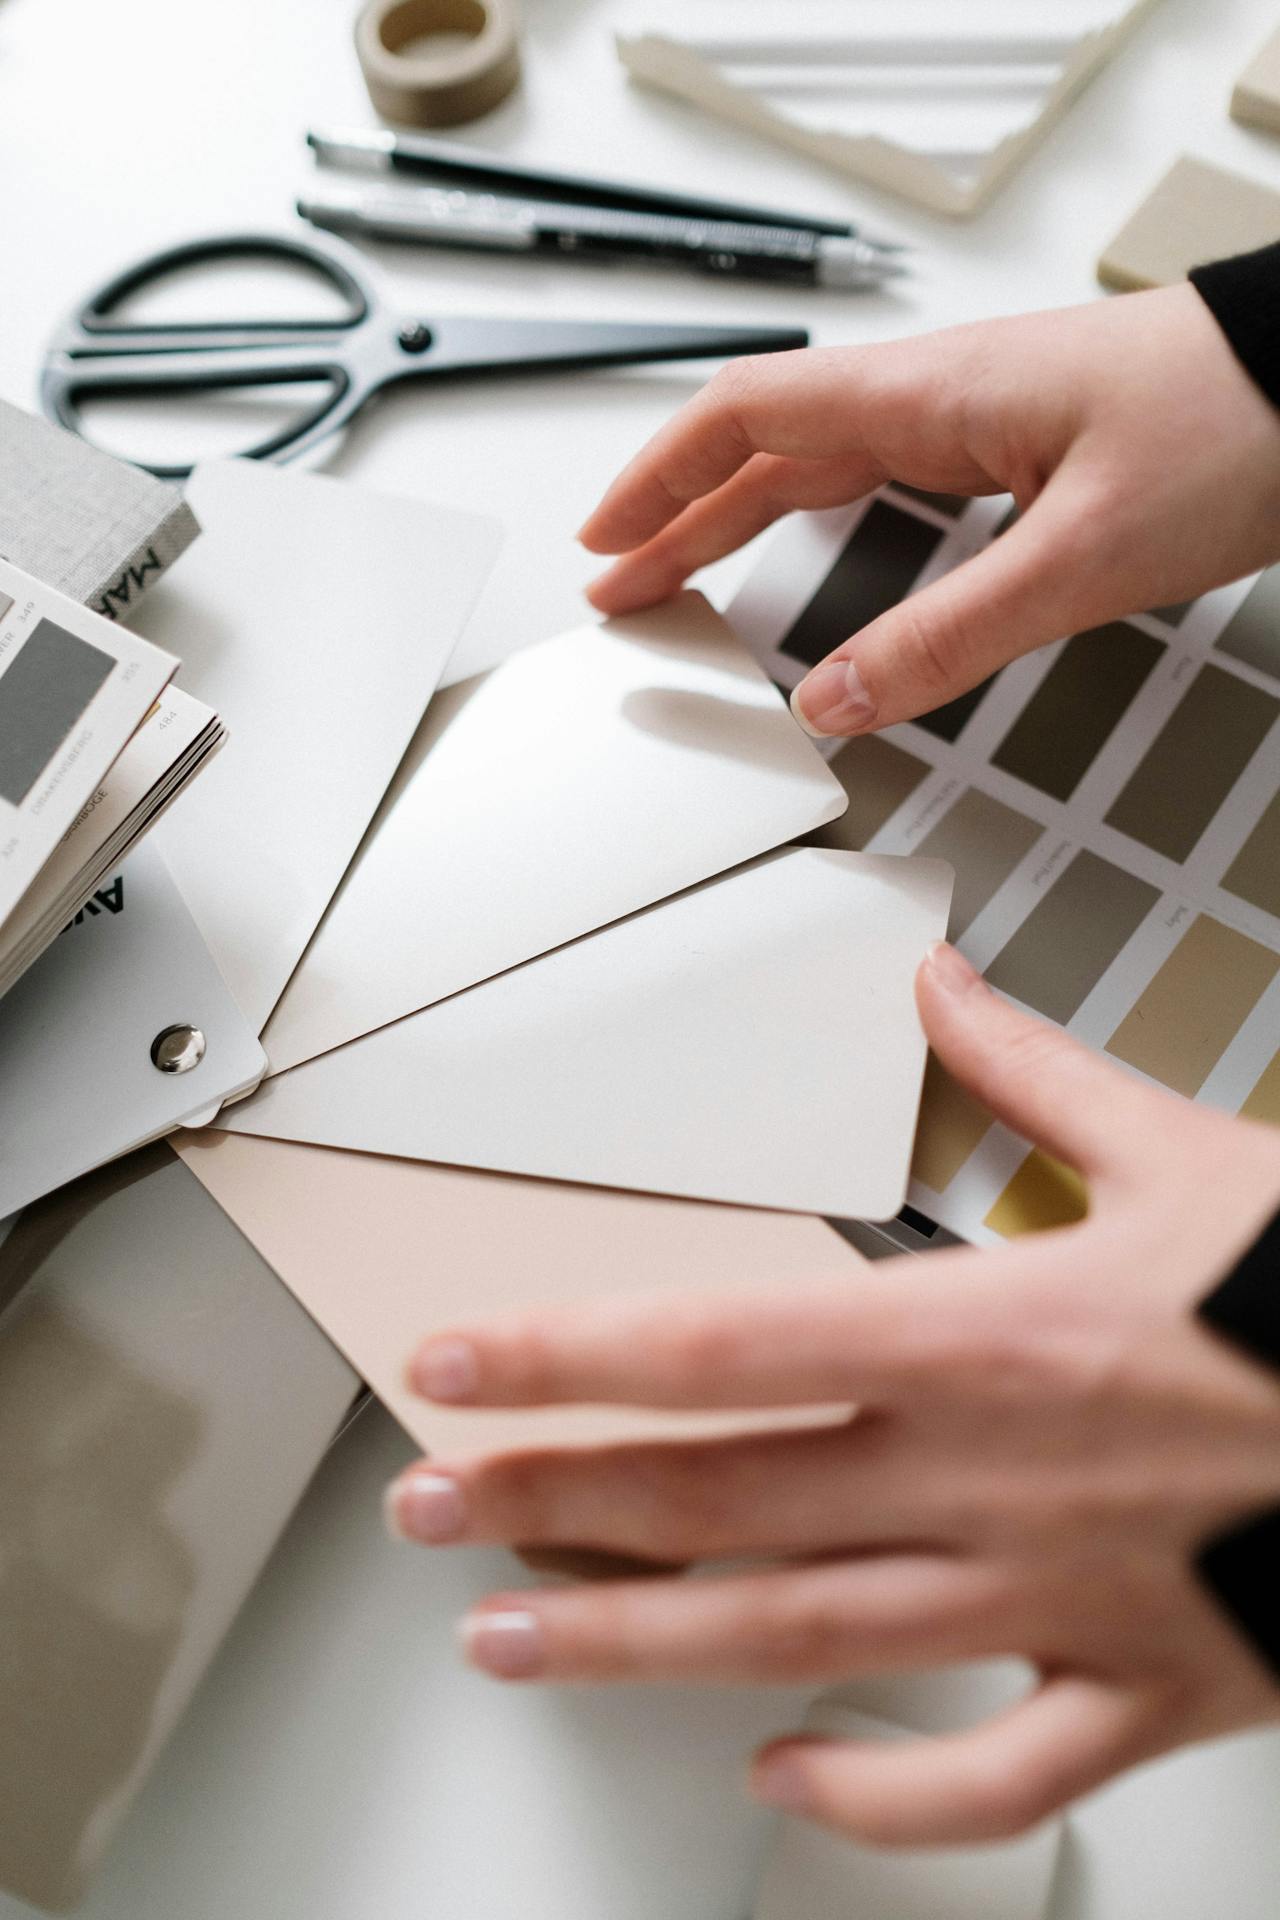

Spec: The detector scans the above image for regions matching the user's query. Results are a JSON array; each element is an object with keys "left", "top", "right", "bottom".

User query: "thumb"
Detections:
[
  {"left": 915, "top": 942, "right": 1182, "bottom": 1183},
  {"left": 791, "top": 476, "right": 1108, "bottom": 738}
]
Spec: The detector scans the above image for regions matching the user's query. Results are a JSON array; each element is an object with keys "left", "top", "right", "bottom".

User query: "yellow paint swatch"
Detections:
[
  {"left": 910, "top": 1054, "right": 991, "bottom": 1192},
  {"left": 1105, "top": 915, "right": 1279, "bottom": 1097},
  {"left": 985, "top": 1152, "right": 1088, "bottom": 1237},
  {"left": 1241, "top": 1048, "right": 1280, "bottom": 1127}
]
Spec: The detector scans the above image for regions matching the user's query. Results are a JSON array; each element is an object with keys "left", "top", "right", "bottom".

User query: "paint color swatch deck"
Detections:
[{"left": 729, "top": 487, "right": 1280, "bottom": 1244}]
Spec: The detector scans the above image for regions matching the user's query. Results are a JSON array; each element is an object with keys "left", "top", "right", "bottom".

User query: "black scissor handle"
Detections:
[
  {"left": 41, "top": 231, "right": 379, "bottom": 478},
  {"left": 70, "top": 231, "right": 371, "bottom": 339}
]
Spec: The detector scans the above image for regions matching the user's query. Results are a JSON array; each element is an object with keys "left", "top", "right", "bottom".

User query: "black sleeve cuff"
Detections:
[
  {"left": 1191, "top": 243, "right": 1280, "bottom": 411},
  {"left": 1195, "top": 1205, "right": 1280, "bottom": 1680},
  {"left": 1199, "top": 1206, "right": 1280, "bottom": 1370}
]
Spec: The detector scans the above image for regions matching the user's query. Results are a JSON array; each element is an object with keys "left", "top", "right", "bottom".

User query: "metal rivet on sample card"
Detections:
[{"left": 150, "top": 1024, "right": 206, "bottom": 1074}]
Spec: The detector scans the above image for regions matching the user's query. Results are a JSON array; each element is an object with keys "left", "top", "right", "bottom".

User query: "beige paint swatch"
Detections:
[
  {"left": 1242, "top": 1048, "right": 1280, "bottom": 1127},
  {"left": 1106, "top": 915, "right": 1280, "bottom": 1096},
  {"left": 175, "top": 1131, "right": 865, "bottom": 1460},
  {"left": 910, "top": 1054, "right": 991, "bottom": 1194}
]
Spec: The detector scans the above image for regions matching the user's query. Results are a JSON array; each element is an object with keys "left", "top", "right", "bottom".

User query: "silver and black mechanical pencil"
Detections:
[{"left": 297, "top": 185, "right": 905, "bottom": 291}]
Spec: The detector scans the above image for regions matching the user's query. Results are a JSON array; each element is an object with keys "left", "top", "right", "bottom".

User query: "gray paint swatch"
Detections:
[
  {"left": 985, "top": 850, "right": 1160, "bottom": 1023},
  {"left": 0, "top": 618, "right": 114, "bottom": 806},
  {"left": 1105, "top": 665, "right": 1279, "bottom": 862},
  {"left": 990, "top": 622, "right": 1163, "bottom": 801},
  {"left": 1216, "top": 568, "right": 1280, "bottom": 680},
  {"left": 781, "top": 502, "right": 943, "bottom": 668},
  {"left": 808, "top": 733, "right": 929, "bottom": 852},
  {"left": 915, "top": 787, "right": 1042, "bottom": 936}
]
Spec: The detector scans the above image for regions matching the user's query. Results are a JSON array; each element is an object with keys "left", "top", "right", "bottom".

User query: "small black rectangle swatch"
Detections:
[
  {"left": 0, "top": 618, "right": 114, "bottom": 807},
  {"left": 780, "top": 501, "right": 945, "bottom": 669}
]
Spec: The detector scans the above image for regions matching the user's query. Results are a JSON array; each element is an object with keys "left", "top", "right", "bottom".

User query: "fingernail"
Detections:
[
  {"left": 461, "top": 1608, "right": 546, "bottom": 1679},
  {"left": 384, "top": 1469, "right": 467, "bottom": 1544},
  {"left": 410, "top": 1338, "right": 479, "bottom": 1403},
  {"left": 924, "top": 940, "right": 981, "bottom": 997},
  {"left": 791, "top": 657, "right": 876, "bottom": 737},
  {"left": 750, "top": 1753, "right": 813, "bottom": 1815}
]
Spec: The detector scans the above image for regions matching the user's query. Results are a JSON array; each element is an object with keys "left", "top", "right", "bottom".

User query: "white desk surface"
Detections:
[{"left": 3, "top": 0, "right": 1280, "bottom": 1912}]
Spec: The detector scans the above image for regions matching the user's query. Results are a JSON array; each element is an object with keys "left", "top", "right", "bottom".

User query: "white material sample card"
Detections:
[
  {"left": 219, "top": 848, "right": 952, "bottom": 1220},
  {"left": 135, "top": 459, "right": 502, "bottom": 1034},
  {"left": 261, "top": 591, "right": 850, "bottom": 1075}
]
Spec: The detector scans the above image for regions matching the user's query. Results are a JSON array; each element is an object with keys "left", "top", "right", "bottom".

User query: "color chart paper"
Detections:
[{"left": 729, "top": 486, "right": 1280, "bottom": 1245}]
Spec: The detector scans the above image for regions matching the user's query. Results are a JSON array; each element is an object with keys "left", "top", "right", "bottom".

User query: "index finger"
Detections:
[
  {"left": 578, "top": 332, "right": 995, "bottom": 557},
  {"left": 406, "top": 1237, "right": 1079, "bottom": 1413}
]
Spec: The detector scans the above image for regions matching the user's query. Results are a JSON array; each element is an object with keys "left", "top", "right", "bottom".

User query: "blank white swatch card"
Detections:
[
  {"left": 218, "top": 848, "right": 953, "bottom": 1220},
  {"left": 133, "top": 459, "right": 502, "bottom": 1034},
  {"left": 753, "top": 1704, "right": 1061, "bottom": 1920},
  {"left": 0, "top": 842, "right": 264, "bottom": 1219},
  {"left": 260, "top": 591, "right": 849, "bottom": 1075}
]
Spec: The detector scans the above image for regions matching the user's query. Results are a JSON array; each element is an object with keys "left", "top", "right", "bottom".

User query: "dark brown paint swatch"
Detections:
[
  {"left": 914, "top": 676, "right": 996, "bottom": 743},
  {"left": 913, "top": 787, "right": 1042, "bottom": 936},
  {"left": 780, "top": 502, "right": 944, "bottom": 669},
  {"left": 1105, "top": 666, "right": 1279, "bottom": 862},
  {"left": 990, "top": 623, "right": 1163, "bottom": 802},
  {"left": 984, "top": 850, "right": 1160, "bottom": 1023},
  {"left": 808, "top": 734, "right": 929, "bottom": 852}
]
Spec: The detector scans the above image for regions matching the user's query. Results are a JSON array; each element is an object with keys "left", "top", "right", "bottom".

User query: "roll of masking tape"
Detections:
[{"left": 355, "top": 0, "right": 521, "bottom": 128}]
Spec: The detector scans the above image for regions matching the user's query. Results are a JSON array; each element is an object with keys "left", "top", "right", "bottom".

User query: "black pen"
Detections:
[
  {"left": 306, "top": 125, "right": 905, "bottom": 254},
  {"left": 297, "top": 184, "right": 905, "bottom": 290}
]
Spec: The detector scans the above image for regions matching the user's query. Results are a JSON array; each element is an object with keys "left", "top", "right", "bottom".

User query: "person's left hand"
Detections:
[{"left": 385, "top": 945, "right": 1280, "bottom": 1847}]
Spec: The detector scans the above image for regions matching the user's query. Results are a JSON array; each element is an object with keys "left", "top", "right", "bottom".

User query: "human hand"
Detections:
[
  {"left": 386, "top": 945, "right": 1280, "bottom": 1846},
  {"left": 580, "top": 286, "right": 1280, "bottom": 737}
]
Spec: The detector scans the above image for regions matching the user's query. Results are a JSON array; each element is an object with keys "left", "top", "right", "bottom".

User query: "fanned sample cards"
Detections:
[
  {"left": 260, "top": 592, "right": 849, "bottom": 1074},
  {"left": 728, "top": 485, "right": 1280, "bottom": 1244},
  {"left": 217, "top": 848, "right": 953, "bottom": 1220}
]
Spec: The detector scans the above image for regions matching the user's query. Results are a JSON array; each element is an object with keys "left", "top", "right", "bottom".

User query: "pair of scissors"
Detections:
[{"left": 41, "top": 229, "right": 809, "bottom": 480}]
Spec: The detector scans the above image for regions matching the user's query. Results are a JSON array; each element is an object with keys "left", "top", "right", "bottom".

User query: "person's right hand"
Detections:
[{"left": 580, "top": 284, "right": 1280, "bottom": 737}]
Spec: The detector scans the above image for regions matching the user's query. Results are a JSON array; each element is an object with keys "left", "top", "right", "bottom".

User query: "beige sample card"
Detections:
[
  {"left": 1232, "top": 26, "right": 1280, "bottom": 136},
  {"left": 261, "top": 592, "right": 848, "bottom": 1076},
  {"left": 219, "top": 849, "right": 953, "bottom": 1221},
  {"left": 1097, "top": 154, "right": 1280, "bottom": 291},
  {"left": 175, "top": 1128, "right": 865, "bottom": 1460},
  {"left": 135, "top": 459, "right": 502, "bottom": 1034},
  {"left": 753, "top": 1702, "right": 1060, "bottom": 1919}
]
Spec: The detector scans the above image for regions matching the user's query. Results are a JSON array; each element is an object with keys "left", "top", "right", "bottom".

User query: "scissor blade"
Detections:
[{"left": 413, "top": 316, "right": 808, "bottom": 379}]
